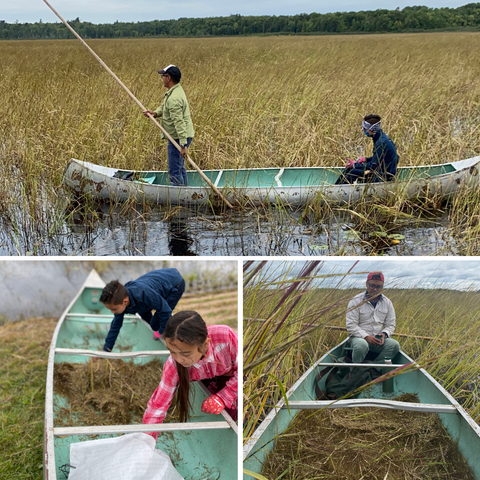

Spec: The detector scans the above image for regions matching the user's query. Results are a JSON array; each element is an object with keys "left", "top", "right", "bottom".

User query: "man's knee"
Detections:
[
  {"left": 384, "top": 338, "right": 400, "bottom": 356},
  {"left": 351, "top": 337, "right": 369, "bottom": 361}
]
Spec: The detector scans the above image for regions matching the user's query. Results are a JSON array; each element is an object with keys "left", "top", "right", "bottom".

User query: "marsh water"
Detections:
[{"left": 0, "top": 198, "right": 459, "bottom": 256}]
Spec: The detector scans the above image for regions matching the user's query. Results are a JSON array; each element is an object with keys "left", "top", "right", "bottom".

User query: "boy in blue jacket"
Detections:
[
  {"left": 335, "top": 114, "right": 399, "bottom": 184},
  {"left": 100, "top": 268, "right": 185, "bottom": 352}
]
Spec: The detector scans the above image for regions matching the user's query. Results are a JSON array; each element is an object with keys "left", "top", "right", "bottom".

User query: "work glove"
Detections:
[
  {"left": 201, "top": 394, "right": 225, "bottom": 414},
  {"left": 346, "top": 157, "right": 365, "bottom": 168}
]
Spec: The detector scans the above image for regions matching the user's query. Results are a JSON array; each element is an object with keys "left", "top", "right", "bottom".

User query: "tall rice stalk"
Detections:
[{"left": 243, "top": 260, "right": 366, "bottom": 441}]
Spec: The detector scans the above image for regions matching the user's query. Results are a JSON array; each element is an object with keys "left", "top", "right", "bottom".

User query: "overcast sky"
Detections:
[
  {"left": 251, "top": 259, "right": 480, "bottom": 291},
  {"left": 1, "top": 0, "right": 469, "bottom": 24}
]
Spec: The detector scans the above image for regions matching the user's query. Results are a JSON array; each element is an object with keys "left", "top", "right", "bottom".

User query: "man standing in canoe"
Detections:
[
  {"left": 100, "top": 268, "right": 185, "bottom": 352},
  {"left": 335, "top": 114, "right": 399, "bottom": 184},
  {"left": 346, "top": 272, "right": 400, "bottom": 363},
  {"left": 143, "top": 65, "right": 194, "bottom": 186}
]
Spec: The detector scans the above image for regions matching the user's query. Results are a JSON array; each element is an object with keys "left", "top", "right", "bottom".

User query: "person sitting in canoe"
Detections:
[
  {"left": 346, "top": 272, "right": 400, "bottom": 364},
  {"left": 335, "top": 114, "right": 399, "bottom": 184},
  {"left": 143, "top": 311, "right": 238, "bottom": 439},
  {"left": 100, "top": 268, "right": 185, "bottom": 352},
  {"left": 143, "top": 64, "right": 194, "bottom": 186}
]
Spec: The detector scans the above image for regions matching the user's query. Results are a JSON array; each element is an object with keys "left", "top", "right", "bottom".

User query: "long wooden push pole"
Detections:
[{"left": 42, "top": 0, "right": 234, "bottom": 209}]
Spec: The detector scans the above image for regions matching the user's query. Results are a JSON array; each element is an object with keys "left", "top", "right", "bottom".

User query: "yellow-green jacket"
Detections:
[{"left": 155, "top": 83, "right": 194, "bottom": 147}]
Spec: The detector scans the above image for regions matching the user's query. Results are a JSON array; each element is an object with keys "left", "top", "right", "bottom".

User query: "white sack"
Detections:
[{"left": 68, "top": 433, "right": 184, "bottom": 480}]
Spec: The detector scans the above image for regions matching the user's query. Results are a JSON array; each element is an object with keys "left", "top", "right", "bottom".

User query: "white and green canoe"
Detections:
[
  {"left": 44, "top": 269, "right": 238, "bottom": 480},
  {"left": 63, "top": 156, "right": 480, "bottom": 206},
  {"left": 243, "top": 339, "right": 480, "bottom": 479}
]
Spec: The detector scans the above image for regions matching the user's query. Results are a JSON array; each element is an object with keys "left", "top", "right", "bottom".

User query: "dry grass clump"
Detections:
[
  {"left": 262, "top": 394, "right": 475, "bottom": 480},
  {"left": 53, "top": 359, "right": 178, "bottom": 426}
]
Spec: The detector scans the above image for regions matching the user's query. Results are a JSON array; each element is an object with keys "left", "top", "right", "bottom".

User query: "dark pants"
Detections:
[
  {"left": 167, "top": 138, "right": 192, "bottom": 186},
  {"left": 203, "top": 376, "right": 238, "bottom": 421},
  {"left": 335, "top": 167, "right": 394, "bottom": 185}
]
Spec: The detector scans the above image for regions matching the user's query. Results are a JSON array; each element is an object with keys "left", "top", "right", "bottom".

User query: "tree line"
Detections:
[{"left": 1, "top": 4, "right": 480, "bottom": 40}]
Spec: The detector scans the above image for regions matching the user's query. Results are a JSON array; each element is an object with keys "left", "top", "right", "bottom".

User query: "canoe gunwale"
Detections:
[
  {"left": 197, "top": 377, "right": 239, "bottom": 434},
  {"left": 70, "top": 156, "right": 480, "bottom": 180},
  {"left": 401, "top": 349, "right": 480, "bottom": 437},
  {"left": 44, "top": 270, "right": 108, "bottom": 480},
  {"left": 242, "top": 338, "right": 350, "bottom": 460}
]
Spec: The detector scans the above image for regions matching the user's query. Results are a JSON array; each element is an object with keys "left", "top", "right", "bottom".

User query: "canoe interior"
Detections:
[
  {"left": 244, "top": 341, "right": 480, "bottom": 479},
  {"left": 113, "top": 163, "right": 456, "bottom": 188},
  {"left": 53, "top": 286, "right": 237, "bottom": 480}
]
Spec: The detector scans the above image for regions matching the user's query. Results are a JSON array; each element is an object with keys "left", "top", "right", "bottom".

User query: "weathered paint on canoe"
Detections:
[
  {"left": 44, "top": 270, "right": 238, "bottom": 480},
  {"left": 243, "top": 339, "right": 480, "bottom": 479},
  {"left": 63, "top": 156, "right": 480, "bottom": 206}
]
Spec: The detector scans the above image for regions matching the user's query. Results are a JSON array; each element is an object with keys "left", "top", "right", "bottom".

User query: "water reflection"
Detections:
[
  {"left": 167, "top": 210, "right": 196, "bottom": 256},
  {"left": 0, "top": 200, "right": 460, "bottom": 256}
]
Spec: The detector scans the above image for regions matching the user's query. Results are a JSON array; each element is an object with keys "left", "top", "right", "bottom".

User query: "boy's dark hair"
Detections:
[
  {"left": 164, "top": 311, "right": 208, "bottom": 422},
  {"left": 364, "top": 114, "right": 381, "bottom": 124},
  {"left": 100, "top": 280, "right": 128, "bottom": 305}
]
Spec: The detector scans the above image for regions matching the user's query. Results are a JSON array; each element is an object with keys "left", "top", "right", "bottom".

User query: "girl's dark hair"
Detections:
[
  {"left": 164, "top": 311, "right": 208, "bottom": 422},
  {"left": 99, "top": 280, "right": 128, "bottom": 305}
]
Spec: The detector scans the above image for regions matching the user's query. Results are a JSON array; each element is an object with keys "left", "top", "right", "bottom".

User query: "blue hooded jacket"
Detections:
[{"left": 362, "top": 129, "right": 399, "bottom": 181}]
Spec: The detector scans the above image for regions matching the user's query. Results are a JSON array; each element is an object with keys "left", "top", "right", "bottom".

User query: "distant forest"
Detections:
[{"left": 1, "top": 4, "right": 480, "bottom": 40}]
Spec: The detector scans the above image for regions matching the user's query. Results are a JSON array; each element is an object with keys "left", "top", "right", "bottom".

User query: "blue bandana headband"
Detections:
[{"left": 362, "top": 120, "right": 381, "bottom": 133}]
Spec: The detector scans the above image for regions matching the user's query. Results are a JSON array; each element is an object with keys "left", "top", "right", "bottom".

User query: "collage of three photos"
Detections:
[{"left": 2, "top": 0, "right": 480, "bottom": 479}]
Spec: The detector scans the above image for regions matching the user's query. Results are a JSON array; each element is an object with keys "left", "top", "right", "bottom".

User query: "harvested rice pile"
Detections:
[
  {"left": 262, "top": 394, "right": 475, "bottom": 480},
  {"left": 54, "top": 359, "right": 179, "bottom": 426}
]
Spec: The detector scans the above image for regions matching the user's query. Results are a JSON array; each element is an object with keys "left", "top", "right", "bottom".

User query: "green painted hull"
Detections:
[
  {"left": 64, "top": 156, "right": 480, "bottom": 206},
  {"left": 243, "top": 339, "right": 480, "bottom": 479},
  {"left": 44, "top": 271, "right": 237, "bottom": 480}
]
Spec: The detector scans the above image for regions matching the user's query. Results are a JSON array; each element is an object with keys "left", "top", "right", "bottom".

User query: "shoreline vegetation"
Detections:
[{"left": 1, "top": 4, "right": 480, "bottom": 40}]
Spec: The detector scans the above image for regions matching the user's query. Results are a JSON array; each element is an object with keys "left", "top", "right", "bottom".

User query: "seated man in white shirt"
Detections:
[{"left": 346, "top": 272, "right": 400, "bottom": 363}]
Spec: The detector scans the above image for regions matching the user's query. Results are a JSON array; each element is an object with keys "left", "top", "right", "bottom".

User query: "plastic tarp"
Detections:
[{"left": 68, "top": 433, "right": 184, "bottom": 480}]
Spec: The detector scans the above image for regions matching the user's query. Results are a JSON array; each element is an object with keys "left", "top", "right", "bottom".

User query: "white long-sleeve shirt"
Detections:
[{"left": 346, "top": 292, "right": 396, "bottom": 338}]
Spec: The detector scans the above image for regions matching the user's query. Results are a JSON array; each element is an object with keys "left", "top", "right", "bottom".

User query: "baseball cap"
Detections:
[
  {"left": 367, "top": 272, "right": 384, "bottom": 282},
  {"left": 158, "top": 64, "right": 181, "bottom": 79}
]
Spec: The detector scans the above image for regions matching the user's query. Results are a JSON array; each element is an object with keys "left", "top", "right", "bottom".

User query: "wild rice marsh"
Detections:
[
  {"left": 243, "top": 261, "right": 480, "bottom": 473},
  {"left": 1, "top": 33, "right": 480, "bottom": 255}
]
